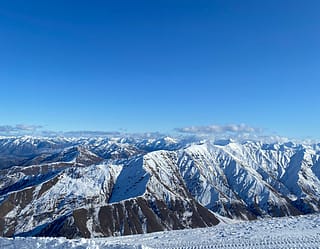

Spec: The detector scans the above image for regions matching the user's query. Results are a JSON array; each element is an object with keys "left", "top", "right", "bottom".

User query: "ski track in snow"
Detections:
[{"left": 1, "top": 214, "right": 320, "bottom": 248}]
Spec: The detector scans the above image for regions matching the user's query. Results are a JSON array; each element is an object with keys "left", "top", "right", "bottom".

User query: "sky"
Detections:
[{"left": 0, "top": 1, "right": 319, "bottom": 139}]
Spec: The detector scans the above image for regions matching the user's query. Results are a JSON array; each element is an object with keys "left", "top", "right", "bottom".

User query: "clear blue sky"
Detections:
[{"left": 0, "top": 1, "right": 319, "bottom": 138}]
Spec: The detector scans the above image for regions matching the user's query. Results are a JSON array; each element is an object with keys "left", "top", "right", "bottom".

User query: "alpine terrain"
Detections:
[{"left": 0, "top": 135, "right": 320, "bottom": 238}]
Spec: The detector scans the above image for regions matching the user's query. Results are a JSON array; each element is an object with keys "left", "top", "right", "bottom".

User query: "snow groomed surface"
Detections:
[{"left": 1, "top": 213, "right": 320, "bottom": 248}]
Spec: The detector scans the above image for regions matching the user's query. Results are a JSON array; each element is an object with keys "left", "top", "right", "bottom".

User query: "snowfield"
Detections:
[{"left": 1, "top": 213, "right": 320, "bottom": 249}]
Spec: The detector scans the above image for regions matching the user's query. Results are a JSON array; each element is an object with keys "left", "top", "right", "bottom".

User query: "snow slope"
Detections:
[{"left": 1, "top": 213, "right": 320, "bottom": 248}]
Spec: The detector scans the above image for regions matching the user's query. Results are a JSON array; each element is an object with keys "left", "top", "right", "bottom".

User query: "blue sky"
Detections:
[{"left": 0, "top": 1, "right": 319, "bottom": 139}]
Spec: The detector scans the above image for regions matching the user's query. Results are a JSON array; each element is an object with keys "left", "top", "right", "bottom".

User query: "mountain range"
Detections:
[{"left": 0, "top": 135, "right": 320, "bottom": 238}]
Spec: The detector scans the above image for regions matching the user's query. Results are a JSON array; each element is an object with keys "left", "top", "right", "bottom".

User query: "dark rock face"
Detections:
[{"left": 21, "top": 197, "right": 219, "bottom": 239}]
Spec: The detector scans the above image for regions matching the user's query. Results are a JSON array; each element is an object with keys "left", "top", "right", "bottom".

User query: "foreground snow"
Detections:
[{"left": 1, "top": 214, "right": 320, "bottom": 248}]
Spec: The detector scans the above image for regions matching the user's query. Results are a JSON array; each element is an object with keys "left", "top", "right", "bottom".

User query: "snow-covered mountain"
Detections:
[{"left": 0, "top": 135, "right": 320, "bottom": 238}]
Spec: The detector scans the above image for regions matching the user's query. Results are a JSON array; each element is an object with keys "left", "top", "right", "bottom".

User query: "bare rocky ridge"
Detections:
[{"left": 0, "top": 136, "right": 320, "bottom": 238}]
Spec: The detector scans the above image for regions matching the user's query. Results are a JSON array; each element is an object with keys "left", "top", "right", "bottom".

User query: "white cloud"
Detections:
[
  {"left": 175, "top": 124, "right": 261, "bottom": 135},
  {"left": 174, "top": 124, "right": 307, "bottom": 144},
  {"left": 0, "top": 124, "right": 42, "bottom": 134},
  {"left": 62, "top": 131, "right": 121, "bottom": 137},
  {"left": 15, "top": 124, "right": 43, "bottom": 131},
  {"left": 0, "top": 124, "right": 121, "bottom": 137}
]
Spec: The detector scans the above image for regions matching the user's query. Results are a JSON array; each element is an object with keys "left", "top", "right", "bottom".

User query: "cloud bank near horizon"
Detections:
[
  {"left": 0, "top": 123, "right": 317, "bottom": 144},
  {"left": 0, "top": 124, "right": 160, "bottom": 138},
  {"left": 0, "top": 124, "right": 43, "bottom": 135},
  {"left": 1, "top": 123, "right": 262, "bottom": 139},
  {"left": 174, "top": 124, "right": 299, "bottom": 144}
]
